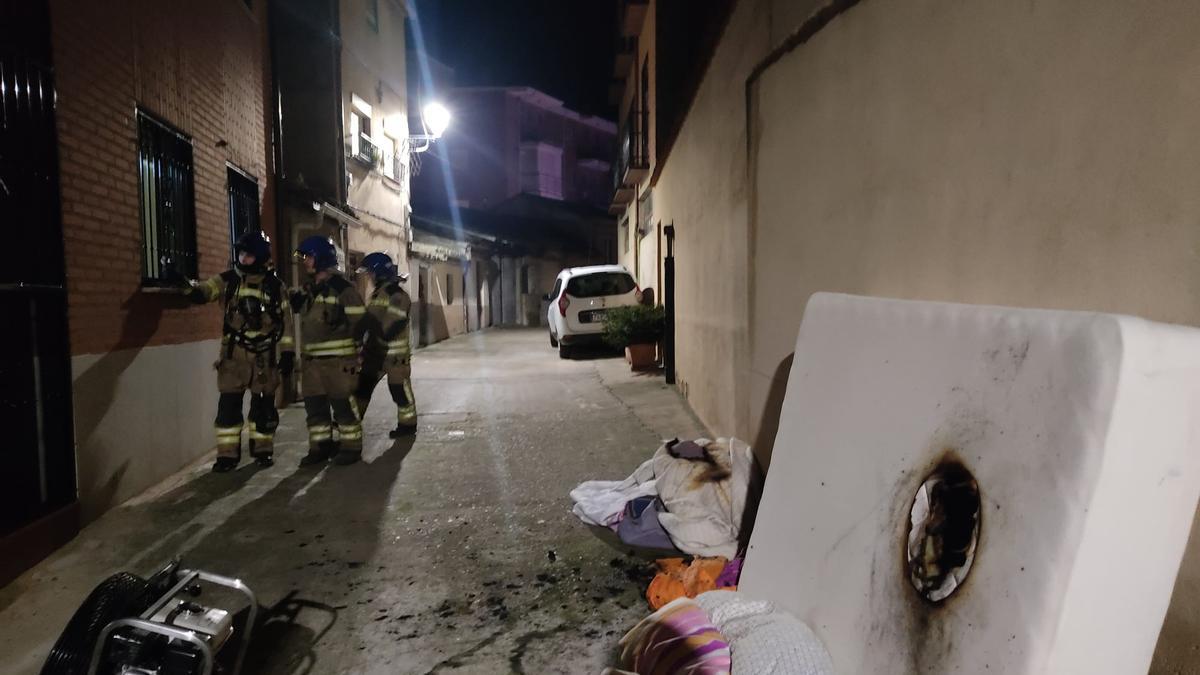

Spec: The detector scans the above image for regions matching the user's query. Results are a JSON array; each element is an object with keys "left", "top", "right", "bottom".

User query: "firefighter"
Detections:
[
  {"left": 354, "top": 252, "right": 417, "bottom": 437},
  {"left": 186, "top": 230, "right": 294, "bottom": 473},
  {"left": 292, "top": 235, "right": 369, "bottom": 466}
]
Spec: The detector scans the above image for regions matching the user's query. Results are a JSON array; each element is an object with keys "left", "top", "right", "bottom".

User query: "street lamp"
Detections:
[
  {"left": 423, "top": 102, "right": 451, "bottom": 138},
  {"left": 409, "top": 101, "right": 450, "bottom": 153}
]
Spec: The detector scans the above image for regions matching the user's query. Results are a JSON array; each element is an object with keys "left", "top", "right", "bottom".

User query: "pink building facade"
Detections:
[{"left": 412, "top": 87, "right": 616, "bottom": 212}]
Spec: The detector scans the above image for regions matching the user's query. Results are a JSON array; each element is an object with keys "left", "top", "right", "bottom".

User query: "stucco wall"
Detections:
[
  {"left": 648, "top": 0, "right": 777, "bottom": 440},
  {"left": 71, "top": 340, "right": 220, "bottom": 521},
  {"left": 747, "top": 0, "right": 1200, "bottom": 668},
  {"left": 413, "top": 259, "right": 467, "bottom": 344},
  {"left": 341, "top": 0, "right": 409, "bottom": 272}
]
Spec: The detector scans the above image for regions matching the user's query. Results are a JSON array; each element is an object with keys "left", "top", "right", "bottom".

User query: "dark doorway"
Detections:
[
  {"left": 475, "top": 261, "right": 483, "bottom": 331},
  {"left": 417, "top": 266, "right": 430, "bottom": 346},
  {"left": 0, "top": 0, "right": 80, "bottom": 584},
  {"left": 663, "top": 224, "right": 676, "bottom": 384}
]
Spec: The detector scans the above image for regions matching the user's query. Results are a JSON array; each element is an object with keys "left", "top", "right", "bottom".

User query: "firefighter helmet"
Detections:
[
  {"left": 234, "top": 230, "right": 271, "bottom": 272},
  {"left": 295, "top": 235, "right": 339, "bottom": 271},
  {"left": 357, "top": 252, "right": 408, "bottom": 283}
]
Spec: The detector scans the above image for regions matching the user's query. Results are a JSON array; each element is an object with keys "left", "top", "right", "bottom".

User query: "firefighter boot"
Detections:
[
  {"left": 212, "top": 456, "right": 240, "bottom": 473},
  {"left": 249, "top": 440, "right": 274, "bottom": 468},
  {"left": 388, "top": 425, "right": 416, "bottom": 439},
  {"left": 330, "top": 398, "right": 362, "bottom": 465},
  {"left": 299, "top": 440, "right": 336, "bottom": 466}
]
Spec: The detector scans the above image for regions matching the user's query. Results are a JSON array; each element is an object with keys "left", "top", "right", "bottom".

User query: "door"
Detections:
[{"left": 0, "top": 0, "right": 79, "bottom": 584}]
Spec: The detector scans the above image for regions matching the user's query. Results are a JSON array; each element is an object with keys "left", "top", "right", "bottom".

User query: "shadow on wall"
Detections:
[
  {"left": 739, "top": 352, "right": 794, "bottom": 553},
  {"left": 71, "top": 291, "right": 192, "bottom": 520},
  {"left": 751, "top": 352, "right": 794, "bottom": 474}
]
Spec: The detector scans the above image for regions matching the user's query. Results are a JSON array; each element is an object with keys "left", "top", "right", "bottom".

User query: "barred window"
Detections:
[
  {"left": 227, "top": 165, "right": 259, "bottom": 264},
  {"left": 137, "top": 108, "right": 197, "bottom": 284}
]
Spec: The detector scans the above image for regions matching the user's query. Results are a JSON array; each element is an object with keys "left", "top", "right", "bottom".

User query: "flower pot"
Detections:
[{"left": 626, "top": 343, "right": 657, "bottom": 370}]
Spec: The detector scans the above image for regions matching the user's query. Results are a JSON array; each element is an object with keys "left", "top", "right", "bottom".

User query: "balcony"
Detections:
[
  {"left": 609, "top": 107, "right": 648, "bottom": 213},
  {"left": 351, "top": 133, "right": 380, "bottom": 168}
]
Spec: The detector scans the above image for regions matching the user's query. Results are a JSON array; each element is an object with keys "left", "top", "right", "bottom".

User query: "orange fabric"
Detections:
[{"left": 646, "top": 556, "right": 736, "bottom": 610}]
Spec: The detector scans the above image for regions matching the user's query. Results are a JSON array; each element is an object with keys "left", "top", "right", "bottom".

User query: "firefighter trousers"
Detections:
[
  {"left": 214, "top": 347, "right": 280, "bottom": 460},
  {"left": 301, "top": 355, "right": 363, "bottom": 454},
  {"left": 355, "top": 352, "right": 417, "bottom": 429}
]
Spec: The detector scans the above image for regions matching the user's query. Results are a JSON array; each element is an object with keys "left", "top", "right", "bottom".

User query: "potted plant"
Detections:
[{"left": 603, "top": 304, "right": 666, "bottom": 370}]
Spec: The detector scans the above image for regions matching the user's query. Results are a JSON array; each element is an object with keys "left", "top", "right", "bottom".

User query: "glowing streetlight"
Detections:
[
  {"left": 422, "top": 102, "right": 451, "bottom": 139},
  {"left": 408, "top": 101, "right": 450, "bottom": 154}
]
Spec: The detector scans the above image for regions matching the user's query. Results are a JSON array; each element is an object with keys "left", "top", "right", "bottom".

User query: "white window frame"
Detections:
[
  {"left": 350, "top": 94, "right": 373, "bottom": 160},
  {"left": 383, "top": 136, "right": 397, "bottom": 180}
]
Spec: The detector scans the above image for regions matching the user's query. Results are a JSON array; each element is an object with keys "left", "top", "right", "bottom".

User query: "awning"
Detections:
[{"left": 410, "top": 233, "right": 469, "bottom": 262}]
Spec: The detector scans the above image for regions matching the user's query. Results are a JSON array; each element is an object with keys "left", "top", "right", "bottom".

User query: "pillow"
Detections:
[
  {"left": 607, "top": 596, "right": 732, "bottom": 675},
  {"left": 694, "top": 591, "right": 833, "bottom": 675}
]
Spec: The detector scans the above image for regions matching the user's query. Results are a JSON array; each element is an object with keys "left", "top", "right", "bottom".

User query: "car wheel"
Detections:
[
  {"left": 558, "top": 343, "right": 571, "bottom": 359},
  {"left": 550, "top": 332, "right": 558, "bottom": 348}
]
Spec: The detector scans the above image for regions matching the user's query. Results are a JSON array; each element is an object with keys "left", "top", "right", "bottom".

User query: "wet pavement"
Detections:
[{"left": 0, "top": 328, "right": 707, "bottom": 674}]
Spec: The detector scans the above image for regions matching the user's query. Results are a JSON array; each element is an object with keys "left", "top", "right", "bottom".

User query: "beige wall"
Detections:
[
  {"left": 746, "top": 0, "right": 1200, "bottom": 669},
  {"left": 646, "top": 0, "right": 778, "bottom": 442},
  {"left": 642, "top": 0, "right": 1200, "bottom": 668},
  {"left": 617, "top": 0, "right": 659, "bottom": 286},
  {"left": 71, "top": 340, "right": 220, "bottom": 521},
  {"left": 341, "top": 0, "right": 410, "bottom": 270},
  {"left": 620, "top": 0, "right": 829, "bottom": 440},
  {"left": 416, "top": 259, "right": 467, "bottom": 343},
  {"left": 751, "top": 1, "right": 1200, "bottom": 439}
]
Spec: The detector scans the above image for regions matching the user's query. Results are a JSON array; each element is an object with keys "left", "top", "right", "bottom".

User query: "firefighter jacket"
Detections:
[
  {"left": 293, "top": 272, "right": 368, "bottom": 357},
  {"left": 191, "top": 269, "right": 294, "bottom": 357},
  {"left": 365, "top": 281, "right": 412, "bottom": 358}
]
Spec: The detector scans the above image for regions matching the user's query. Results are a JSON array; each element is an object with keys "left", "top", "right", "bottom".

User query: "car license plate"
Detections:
[{"left": 584, "top": 310, "right": 607, "bottom": 323}]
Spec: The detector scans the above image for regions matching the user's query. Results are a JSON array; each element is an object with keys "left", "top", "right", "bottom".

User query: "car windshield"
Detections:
[{"left": 565, "top": 272, "right": 636, "bottom": 298}]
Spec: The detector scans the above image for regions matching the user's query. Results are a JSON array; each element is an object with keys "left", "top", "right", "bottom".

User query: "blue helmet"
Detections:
[
  {"left": 234, "top": 230, "right": 271, "bottom": 272},
  {"left": 357, "top": 252, "right": 401, "bottom": 283},
  {"left": 295, "top": 235, "right": 339, "bottom": 271}
]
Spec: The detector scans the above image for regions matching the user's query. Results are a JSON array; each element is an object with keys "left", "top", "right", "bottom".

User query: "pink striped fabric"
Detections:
[{"left": 617, "top": 596, "right": 732, "bottom": 675}]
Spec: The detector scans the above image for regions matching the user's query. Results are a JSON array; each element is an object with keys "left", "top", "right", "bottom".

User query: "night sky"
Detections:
[{"left": 410, "top": 0, "right": 618, "bottom": 121}]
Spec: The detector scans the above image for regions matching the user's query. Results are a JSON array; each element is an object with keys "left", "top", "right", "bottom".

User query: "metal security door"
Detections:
[{"left": 0, "top": 0, "right": 79, "bottom": 581}]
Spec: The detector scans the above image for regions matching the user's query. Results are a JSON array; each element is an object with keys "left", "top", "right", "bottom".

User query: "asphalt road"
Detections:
[{"left": 0, "top": 328, "right": 707, "bottom": 674}]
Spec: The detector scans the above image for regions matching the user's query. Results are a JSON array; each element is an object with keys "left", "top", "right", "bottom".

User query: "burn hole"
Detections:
[{"left": 906, "top": 460, "right": 981, "bottom": 603}]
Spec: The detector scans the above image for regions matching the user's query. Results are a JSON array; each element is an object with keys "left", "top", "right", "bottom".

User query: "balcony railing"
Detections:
[
  {"left": 611, "top": 107, "right": 648, "bottom": 205},
  {"left": 352, "top": 133, "right": 380, "bottom": 167}
]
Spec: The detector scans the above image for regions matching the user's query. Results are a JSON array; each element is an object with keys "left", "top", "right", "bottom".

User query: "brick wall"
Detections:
[{"left": 50, "top": 0, "right": 272, "bottom": 355}]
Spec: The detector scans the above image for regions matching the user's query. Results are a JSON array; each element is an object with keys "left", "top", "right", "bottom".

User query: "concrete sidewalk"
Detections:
[{"left": 0, "top": 328, "right": 708, "bottom": 674}]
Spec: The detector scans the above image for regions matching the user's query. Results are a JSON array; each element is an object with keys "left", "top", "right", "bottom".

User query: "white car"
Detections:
[{"left": 545, "top": 265, "right": 641, "bottom": 358}]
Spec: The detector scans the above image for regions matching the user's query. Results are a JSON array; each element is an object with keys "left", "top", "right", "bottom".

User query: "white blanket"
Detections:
[
  {"left": 570, "top": 457, "right": 658, "bottom": 528},
  {"left": 569, "top": 438, "right": 753, "bottom": 558},
  {"left": 653, "top": 438, "right": 752, "bottom": 559}
]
